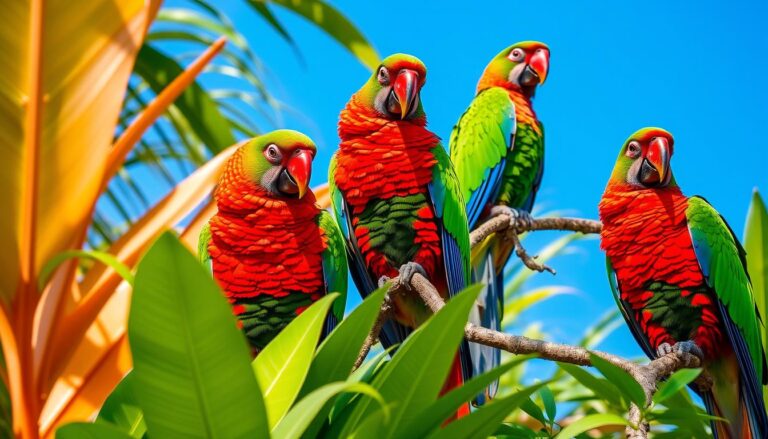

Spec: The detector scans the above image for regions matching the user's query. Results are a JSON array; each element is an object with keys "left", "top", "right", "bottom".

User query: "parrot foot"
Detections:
[
  {"left": 398, "top": 262, "right": 427, "bottom": 290},
  {"left": 490, "top": 205, "right": 533, "bottom": 232},
  {"left": 656, "top": 341, "right": 704, "bottom": 367},
  {"left": 378, "top": 276, "right": 391, "bottom": 288}
]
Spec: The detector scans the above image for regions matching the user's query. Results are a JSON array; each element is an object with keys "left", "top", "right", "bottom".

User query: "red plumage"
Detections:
[
  {"left": 599, "top": 181, "right": 725, "bottom": 358},
  {"left": 208, "top": 147, "right": 326, "bottom": 302}
]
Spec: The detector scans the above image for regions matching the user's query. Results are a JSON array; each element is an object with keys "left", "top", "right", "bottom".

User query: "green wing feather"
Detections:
[
  {"left": 686, "top": 196, "right": 766, "bottom": 381},
  {"left": 429, "top": 143, "right": 471, "bottom": 289},
  {"left": 198, "top": 222, "right": 212, "bottom": 272},
  {"left": 318, "top": 209, "right": 348, "bottom": 323},
  {"left": 449, "top": 87, "right": 515, "bottom": 227}
]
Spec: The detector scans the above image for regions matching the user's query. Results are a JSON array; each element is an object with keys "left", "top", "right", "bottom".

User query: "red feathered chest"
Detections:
[
  {"left": 599, "top": 183, "right": 703, "bottom": 292},
  {"left": 334, "top": 97, "right": 439, "bottom": 213},
  {"left": 208, "top": 149, "right": 326, "bottom": 299}
]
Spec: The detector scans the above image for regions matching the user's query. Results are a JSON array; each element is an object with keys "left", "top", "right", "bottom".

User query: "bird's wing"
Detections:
[
  {"left": 198, "top": 221, "right": 213, "bottom": 273},
  {"left": 428, "top": 143, "right": 473, "bottom": 381},
  {"left": 318, "top": 209, "right": 349, "bottom": 336},
  {"left": 449, "top": 87, "right": 516, "bottom": 228},
  {"left": 686, "top": 196, "right": 767, "bottom": 387}
]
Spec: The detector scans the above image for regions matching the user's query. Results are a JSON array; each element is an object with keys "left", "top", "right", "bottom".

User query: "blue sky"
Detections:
[{"left": 211, "top": 0, "right": 768, "bottom": 360}]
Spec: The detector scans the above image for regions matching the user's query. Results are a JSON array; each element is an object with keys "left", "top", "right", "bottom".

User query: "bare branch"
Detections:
[
  {"left": 354, "top": 294, "right": 393, "bottom": 369},
  {"left": 470, "top": 215, "right": 602, "bottom": 248},
  {"left": 510, "top": 232, "right": 556, "bottom": 274}
]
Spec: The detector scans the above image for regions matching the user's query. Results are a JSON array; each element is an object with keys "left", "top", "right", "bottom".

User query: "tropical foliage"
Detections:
[{"left": 0, "top": 1, "right": 375, "bottom": 437}]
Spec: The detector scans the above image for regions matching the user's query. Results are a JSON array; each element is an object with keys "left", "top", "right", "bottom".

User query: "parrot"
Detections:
[
  {"left": 199, "top": 130, "right": 348, "bottom": 354},
  {"left": 449, "top": 41, "right": 550, "bottom": 403},
  {"left": 329, "top": 53, "right": 473, "bottom": 416},
  {"left": 599, "top": 127, "right": 768, "bottom": 438}
]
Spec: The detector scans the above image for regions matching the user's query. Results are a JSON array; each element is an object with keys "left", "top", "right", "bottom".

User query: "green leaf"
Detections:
[
  {"left": 652, "top": 368, "right": 701, "bottom": 405},
  {"left": 253, "top": 293, "right": 337, "bottom": 428},
  {"left": 493, "top": 423, "right": 537, "bottom": 438},
  {"left": 297, "top": 288, "right": 388, "bottom": 438},
  {"left": 129, "top": 232, "right": 268, "bottom": 438},
  {"left": 133, "top": 44, "right": 236, "bottom": 153},
  {"left": 266, "top": 0, "right": 380, "bottom": 71},
  {"left": 339, "top": 285, "right": 481, "bottom": 438},
  {"left": 519, "top": 396, "right": 547, "bottom": 426},
  {"left": 555, "top": 413, "right": 628, "bottom": 438},
  {"left": 56, "top": 422, "right": 135, "bottom": 439},
  {"left": 272, "top": 382, "right": 384, "bottom": 439},
  {"left": 558, "top": 362, "right": 622, "bottom": 407},
  {"left": 39, "top": 249, "right": 134, "bottom": 291},
  {"left": 397, "top": 358, "right": 529, "bottom": 438},
  {"left": 427, "top": 383, "right": 546, "bottom": 439},
  {"left": 330, "top": 348, "right": 392, "bottom": 423},
  {"left": 300, "top": 287, "right": 387, "bottom": 397},
  {"left": 744, "top": 189, "right": 768, "bottom": 389},
  {"left": 540, "top": 385, "right": 557, "bottom": 422},
  {"left": 95, "top": 372, "right": 146, "bottom": 438},
  {"left": 589, "top": 354, "right": 646, "bottom": 408}
]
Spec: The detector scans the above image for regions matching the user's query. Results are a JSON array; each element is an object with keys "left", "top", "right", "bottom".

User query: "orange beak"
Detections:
[
  {"left": 528, "top": 49, "right": 549, "bottom": 84},
  {"left": 286, "top": 149, "right": 312, "bottom": 198},
  {"left": 646, "top": 137, "right": 671, "bottom": 183},
  {"left": 393, "top": 69, "right": 419, "bottom": 119}
]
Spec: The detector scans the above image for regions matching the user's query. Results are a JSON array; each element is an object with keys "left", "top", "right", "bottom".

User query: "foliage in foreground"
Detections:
[{"left": 55, "top": 232, "right": 714, "bottom": 438}]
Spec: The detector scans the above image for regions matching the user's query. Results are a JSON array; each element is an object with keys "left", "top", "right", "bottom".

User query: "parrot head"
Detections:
[
  {"left": 356, "top": 53, "right": 427, "bottom": 121},
  {"left": 609, "top": 127, "right": 675, "bottom": 189},
  {"left": 478, "top": 41, "right": 549, "bottom": 97},
  {"left": 240, "top": 129, "right": 316, "bottom": 199}
]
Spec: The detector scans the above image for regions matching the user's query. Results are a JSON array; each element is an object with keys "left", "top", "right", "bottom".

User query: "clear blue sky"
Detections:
[{"left": 213, "top": 0, "right": 768, "bottom": 360}]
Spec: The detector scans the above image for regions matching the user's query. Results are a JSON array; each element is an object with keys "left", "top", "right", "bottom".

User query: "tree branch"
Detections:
[{"left": 354, "top": 216, "right": 705, "bottom": 438}]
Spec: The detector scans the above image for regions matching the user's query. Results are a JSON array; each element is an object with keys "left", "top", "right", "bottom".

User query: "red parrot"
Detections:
[
  {"left": 600, "top": 127, "right": 767, "bottom": 438},
  {"left": 329, "top": 54, "right": 472, "bottom": 417},
  {"left": 199, "top": 130, "right": 347, "bottom": 354}
]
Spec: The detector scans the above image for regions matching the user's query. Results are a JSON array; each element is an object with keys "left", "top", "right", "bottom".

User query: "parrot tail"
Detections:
[
  {"left": 441, "top": 353, "right": 470, "bottom": 423},
  {"left": 702, "top": 354, "right": 768, "bottom": 439},
  {"left": 467, "top": 247, "right": 502, "bottom": 406}
]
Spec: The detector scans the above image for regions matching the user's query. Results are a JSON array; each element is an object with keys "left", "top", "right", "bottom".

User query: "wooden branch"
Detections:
[
  {"left": 354, "top": 294, "right": 393, "bottom": 369},
  {"left": 401, "top": 272, "right": 703, "bottom": 438}
]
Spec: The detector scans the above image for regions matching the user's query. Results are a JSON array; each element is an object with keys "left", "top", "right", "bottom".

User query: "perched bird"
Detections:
[
  {"left": 329, "top": 54, "right": 472, "bottom": 415},
  {"left": 449, "top": 41, "right": 549, "bottom": 402},
  {"left": 199, "top": 130, "right": 348, "bottom": 354},
  {"left": 599, "top": 127, "right": 767, "bottom": 438}
]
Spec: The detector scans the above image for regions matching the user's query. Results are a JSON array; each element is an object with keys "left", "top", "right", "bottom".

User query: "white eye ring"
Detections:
[
  {"left": 626, "top": 141, "right": 641, "bottom": 158},
  {"left": 377, "top": 66, "right": 390, "bottom": 85},
  {"left": 508, "top": 48, "right": 525, "bottom": 61},
  {"left": 265, "top": 144, "right": 281, "bottom": 162}
]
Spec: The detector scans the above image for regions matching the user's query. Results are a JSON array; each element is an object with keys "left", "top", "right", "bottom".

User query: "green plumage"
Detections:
[
  {"left": 358, "top": 193, "right": 428, "bottom": 265},
  {"left": 318, "top": 210, "right": 348, "bottom": 323},
  {"left": 497, "top": 122, "right": 544, "bottom": 208},
  {"left": 686, "top": 196, "right": 764, "bottom": 382}
]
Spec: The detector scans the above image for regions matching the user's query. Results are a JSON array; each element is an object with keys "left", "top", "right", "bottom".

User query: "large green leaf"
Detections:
[
  {"left": 95, "top": 372, "right": 146, "bottom": 438},
  {"left": 556, "top": 413, "right": 628, "bottom": 438},
  {"left": 300, "top": 287, "right": 388, "bottom": 397},
  {"left": 426, "top": 383, "right": 545, "bottom": 439},
  {"left": 652, "top": 368, "right": 701, "bottom": 405},
  {"left": 128, "top": 232, "right": 269, "bottom": 438},
  {"left": 272, "top": 381, "right": 384, "bottom": 439},
  {"left": 396, "top": 359, "right": 528, "bottom": 438},
  {"left": 589, "top": 354, "right": 646, "bottom": 409},
  {"left": 253, "top": 293, "right": 337, "bottom": 428},
  {"left": 264, "top": 0, "right": 380, "bottom": 71},
  {"left": 132, "top": 44, "right": 236, "bottom": 154},
  {"left": 339, "top": 285, "right": 481, "bottom": 438},
  {"left": 56, "top": 422, "right": 135, "bottom": 439},
  {"left": 744, "top": 190, "right": 768, "bottom": 362}
]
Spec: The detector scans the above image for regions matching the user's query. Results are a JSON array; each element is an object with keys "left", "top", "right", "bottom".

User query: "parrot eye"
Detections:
[
  {"left": 508, "top": 48, "right": 525, "bottom": 62},
  {"left": 626, "top": 141, "right": 641, "bottom": 158},
  {"left": 377, "top": 66, "right": 390, "bottom": 85},
  {"left": 264, "top": 144, "right": 282, "bottom": 164}
]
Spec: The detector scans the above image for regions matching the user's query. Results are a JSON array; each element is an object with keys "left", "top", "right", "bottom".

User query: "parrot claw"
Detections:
[
  {"left": 398, "top": 262, "right": 427, "bottom": 290},
  {"left": 378, "top": 276, "right": 391, "bottom": 288},
  {"left": 490, "top": 205, "right": 533, "bottom": 232},
  {"left": 657, "top": 341, "right": 703, "bottom": 367}
]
